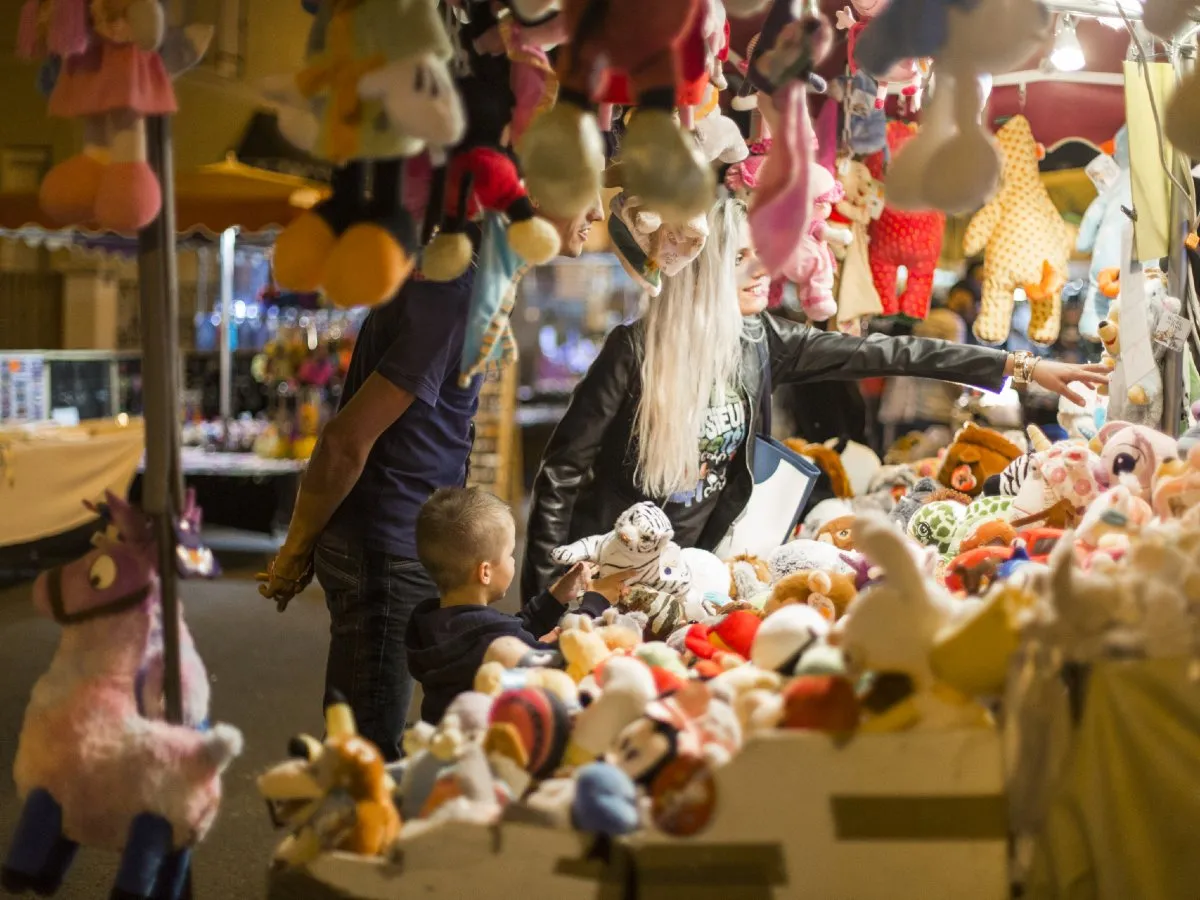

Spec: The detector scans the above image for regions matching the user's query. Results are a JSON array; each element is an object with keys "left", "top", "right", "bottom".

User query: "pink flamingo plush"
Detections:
[{"left": 2, "top": 492, "right": 241, "bottom": 900}]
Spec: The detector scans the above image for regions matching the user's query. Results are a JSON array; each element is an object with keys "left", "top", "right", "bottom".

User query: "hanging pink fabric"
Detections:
[{"left": 748, "top": 79, "right": 815, "bottom": 280}]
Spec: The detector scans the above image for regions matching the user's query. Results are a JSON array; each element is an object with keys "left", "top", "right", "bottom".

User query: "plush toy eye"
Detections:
[
  {"left": 88, "top": 554, "right": 117, "bottom": 591},
  {"left": 1113, "top": 452, "right": 1138, "bottom": 474}
]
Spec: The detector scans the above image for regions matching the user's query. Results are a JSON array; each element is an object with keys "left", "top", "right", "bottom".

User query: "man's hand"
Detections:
[
  {"left": 257, "top": 547, "right": 315, "bottom": 612},
  {"left": 549, "top": 562, "right": 594, "bottom": 606}
]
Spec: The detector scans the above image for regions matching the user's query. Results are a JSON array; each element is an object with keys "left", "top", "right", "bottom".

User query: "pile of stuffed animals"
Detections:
[{"left": 258, "top": 412, "right": 1200, "bottom": 868}]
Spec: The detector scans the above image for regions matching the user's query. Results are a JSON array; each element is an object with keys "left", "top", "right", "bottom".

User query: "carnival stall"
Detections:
[{"left": 5, "top": 0, "right": 1200, "bottom": 898}]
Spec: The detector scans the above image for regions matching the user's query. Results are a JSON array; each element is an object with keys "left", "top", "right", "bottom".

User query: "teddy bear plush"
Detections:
[
  {"left": 764, "top": 569, "right": 859, "bottom": 622},
  {"left": 832, "top": 156, "right": 884, "bottom": 331},
  {"left": 936, "top": 422, "right": 1022, "bottom": 498},
  {"left": 816, "top": 514, "right": 857, "bottom": 551},
  {"left": 864, "top": 121, "right": 945, "bottom": 319},
  {"left": 964, "top": 115, "right": 1074, "bottom": 346}
]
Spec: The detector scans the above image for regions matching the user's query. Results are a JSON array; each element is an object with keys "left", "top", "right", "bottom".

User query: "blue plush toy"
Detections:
[
  {"left": 1076, "top": 127, "right": 1131, "bottom": 341},
  {"left": 845, "top": 72, "right": 888, "bottom": 156},
  {"left": 571, "top": 764, "right": 640, "bottom": 836}
]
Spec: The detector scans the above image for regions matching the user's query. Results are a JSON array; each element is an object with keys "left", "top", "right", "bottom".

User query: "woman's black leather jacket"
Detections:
[{"left": 520, "top": 312, "right": 1008, "bottom": 599}]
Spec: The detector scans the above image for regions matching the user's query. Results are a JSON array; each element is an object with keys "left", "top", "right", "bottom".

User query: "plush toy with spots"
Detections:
[
  {"left": 864, "top": 121, "right": 945, "bottom": 319},
  {"left": 964, "top": 115, "right": 1074, "bottom": 346}
]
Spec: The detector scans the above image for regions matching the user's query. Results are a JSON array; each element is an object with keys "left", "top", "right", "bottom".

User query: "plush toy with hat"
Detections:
[
  {"left": 964, "top": 115, "right": 1074, "bottom": 346},
  {"left": 516, "top": 0, "right": 714, "bottom": 221},
  {"left": 20, "top": 0, "right": 179, "bottom": 232},
  {"left": 863, "top": 122, "right": 945, "bottom": 319},
  {"left": 271, "top": 0, "right": 464, "bottom": 309}
]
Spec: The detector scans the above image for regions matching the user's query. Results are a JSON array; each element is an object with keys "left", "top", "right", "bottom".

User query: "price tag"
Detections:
[
  {"left": 1085, "top": 153, "right": 1121, "bottom": 194},
  {"left": 865, "top": 181, "right": 885, "bottom": 219},
  {"left": 1153, "top": 311, "right": 1189, "bottom": 353}
]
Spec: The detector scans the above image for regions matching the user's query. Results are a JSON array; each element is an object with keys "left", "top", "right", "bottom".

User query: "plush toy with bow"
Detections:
[
  {"left": 964, "top": 114, "right": 1074, "bottom": 346},
  {"left": 516, "top": 0, "right": 714, "bottom": 221},
  {"left": 18, "top": 0, "right": 180, "bottom": 232},
  {"left": 1076, "top": 128, "right": 1132, "bottom": 341},
  {"left": 270, "top": 0, "right": 465, "bottom": 309},
  {"left": 864, "top": 122, "right": 945, "bottom": 319},
  {"left": 855, "top": 0, "right": 1049, "bottom": 214}
]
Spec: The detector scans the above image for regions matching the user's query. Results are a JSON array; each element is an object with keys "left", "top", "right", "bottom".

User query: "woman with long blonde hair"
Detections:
[{"left": 522, "top": 196, "right": 1108, "bottom": 598}]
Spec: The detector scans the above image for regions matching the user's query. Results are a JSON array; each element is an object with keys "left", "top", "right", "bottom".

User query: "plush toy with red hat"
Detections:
[
  {"left": 516, "top": 0, "right": 714, "bottom": 221},
  {"left": 422, "top": 73, "right": 560, "bottom": 282}
]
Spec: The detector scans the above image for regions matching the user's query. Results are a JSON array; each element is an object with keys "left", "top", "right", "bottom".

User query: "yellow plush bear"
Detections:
[{"left": 963, "top": 115, "right": 1074, "bottom": 346}]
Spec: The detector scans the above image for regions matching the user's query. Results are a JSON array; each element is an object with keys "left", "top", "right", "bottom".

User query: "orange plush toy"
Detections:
[{"left": 517, "top": 0, "right": 715, "bottom": 221}]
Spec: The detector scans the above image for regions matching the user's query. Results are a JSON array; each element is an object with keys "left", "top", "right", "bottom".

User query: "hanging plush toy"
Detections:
[
  {"left": 422, "top": 72, "right": 561, "bottom": 282},
  {"left": 834, "top": 0, "right": 927, "bottom": 115},
  {"left": 964, "top": 115, "right": 1074, "bottom": 346},
  {"left": 1075, "top": 127, "right": 1132, "bottom": 341},
  {"left": 271, "top": 0, "right": 465, "bottom": 309},
  {"left": 18, "top": 0, "right": 175, "bottom": 232},
  {"left": 855, "top": 0, "right": 1049, "bottom": 214},
  {"left": 516, "top": 0, "right": 714, "bottom": 221},
  {"left": 2, "top": 494, "right": 241, "bottom": 900},
  {"left": 744, "top": 0, "right": 834, "bottom": 285},
  {"left": 864, "top": 121, "right": 944, "bottom": 320},
  {"left": 791, "top": 165, "right": 843, "bottom": 323},
  {"left": 832, "top": 157, "right": 884, "bottom": 332}
]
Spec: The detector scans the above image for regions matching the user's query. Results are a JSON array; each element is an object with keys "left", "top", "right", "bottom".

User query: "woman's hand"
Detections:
[
  {"left": 257, "top": 545, "right": 315, "bottom": 612},
  {"left": 1029, "top": 360, "right": 1111, "bottom": 407}
]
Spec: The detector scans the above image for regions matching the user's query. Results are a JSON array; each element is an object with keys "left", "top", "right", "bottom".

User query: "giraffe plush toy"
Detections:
[
  {"left": 864, "top": 121, "right": 945, "bottom": 320},
  {"left": 963, "top": 115, "right": 1074, "bottom": 346}
]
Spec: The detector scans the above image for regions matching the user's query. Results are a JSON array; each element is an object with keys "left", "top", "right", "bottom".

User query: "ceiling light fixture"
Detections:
[{"left": 1051, "top": 14, "right": 1086, "bottom": 71}]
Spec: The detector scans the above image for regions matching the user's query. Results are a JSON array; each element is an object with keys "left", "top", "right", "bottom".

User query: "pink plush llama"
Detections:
[{"left": 2, "top": 492, "right": 241, "bottom": 900}]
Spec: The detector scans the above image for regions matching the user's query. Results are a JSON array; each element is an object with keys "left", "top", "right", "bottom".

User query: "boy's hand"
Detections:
[
  {"left": 549, "top": 562, "right": 594, "bottom": 606},
  {"left": 592, "top": 569, "right": 635, "bottom": 603}
]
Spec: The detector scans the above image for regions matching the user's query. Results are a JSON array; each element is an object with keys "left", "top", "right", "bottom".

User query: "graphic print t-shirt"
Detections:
[{"left": 666, "top": 387, "right": 748, "bottom": 511}]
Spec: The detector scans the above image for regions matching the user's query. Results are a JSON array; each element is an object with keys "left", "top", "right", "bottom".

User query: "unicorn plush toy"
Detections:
[{"left": 2, "top": 492, "right": 242, "bottom": 900}]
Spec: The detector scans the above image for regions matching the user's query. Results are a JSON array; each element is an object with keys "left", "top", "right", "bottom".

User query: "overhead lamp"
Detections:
[{"left": 1051, "top": 15, "right": 1086, "bottom": 72}]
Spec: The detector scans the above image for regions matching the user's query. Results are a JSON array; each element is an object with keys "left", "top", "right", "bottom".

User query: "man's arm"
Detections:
[{"left": 278, "top": 373, "right": 415, "bottom": 560}]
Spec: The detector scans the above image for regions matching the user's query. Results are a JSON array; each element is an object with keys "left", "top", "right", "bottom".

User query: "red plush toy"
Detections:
[
  {"left": 864, "top": 122, "right": 945, "bottom": 320},
  {"left": 422, "top": 72, "right": 560, "bottom": 281},
  {"left": 516, "top": 0, "right": 715, "bottom": 220},
  {"left": 684, "top": 611, "right": 762, "bottom": 662},
  {"left": 780, "top": 675, "right": 860, "bottom": 734}
]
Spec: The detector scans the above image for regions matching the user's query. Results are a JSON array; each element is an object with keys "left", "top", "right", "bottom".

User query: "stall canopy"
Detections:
[{"left": 0, "top": 150, "right": 328, "bottom": 249}]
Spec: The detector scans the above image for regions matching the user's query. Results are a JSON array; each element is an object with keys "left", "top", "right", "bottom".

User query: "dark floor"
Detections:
[{"left": 0, "top": 536, "right": 525, "bottom": 900}]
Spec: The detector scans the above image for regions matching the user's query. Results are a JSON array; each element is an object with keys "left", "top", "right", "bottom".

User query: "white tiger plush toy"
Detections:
[{"left": 551, "top": 502, "right": 692, "bottom": 597}]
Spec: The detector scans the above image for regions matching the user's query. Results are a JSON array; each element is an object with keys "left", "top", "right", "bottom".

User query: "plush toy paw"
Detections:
[
  {"left": 507, "top": 216, "right": 561, "bottom": 265},
  {"left": 421, "top": 230, "right": 473, "bottom": 282},
  {"left": 94, "top": 161, "right": 163, "bottom": 232},
  {"left": 620, "top": 110, "right": 715, "bottom": 221},
  {"left": 1129, "top": 385, "right": 1149, "bottom": 405},
  {"left": 39, "top": 153, "right": 106, "bottom": 225},
  {"left": 802, "top": 293, "right": 838, "bottom": 323},
  {"left": 1097, "top": 267, "right": 1121, "bottom": 298},
  {"left": 324, "top": 223, "right": 415, "bottom": 309},
  {"left": 924, "top": 131, "right": 1001, "bottom": 215},
  {"left": 274, "top": 211, "right": 337, "bottom": 293},
  {"left": 518, "top": 103, "right": 606, "bottom": 220}
]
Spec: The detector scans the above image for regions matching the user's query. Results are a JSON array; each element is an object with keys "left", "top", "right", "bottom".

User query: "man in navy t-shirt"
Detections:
[{"left": 258, "top": 197, "right": 603, "bottom": 760}]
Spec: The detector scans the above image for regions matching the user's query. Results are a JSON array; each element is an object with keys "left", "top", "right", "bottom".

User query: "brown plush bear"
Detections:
[
  {"left": 936, "top": 423, "right": 1021, "bottom": 498},
  {"left": 816, "top": 515, "right": 856, "bottom": 551},
  {"left": 785, "top": 439, "right": 854, "bottom": 499},
  {"left": 764, "top": 570, "right": 858, "bottom": 622}
]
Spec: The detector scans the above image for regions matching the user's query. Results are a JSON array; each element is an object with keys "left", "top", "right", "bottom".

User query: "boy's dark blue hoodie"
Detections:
[{"left": 405, "top": 590, "right": 609, "bottom": 726}]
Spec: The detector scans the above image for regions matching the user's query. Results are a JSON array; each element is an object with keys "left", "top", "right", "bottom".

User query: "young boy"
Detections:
[{"left": 406, "top": 487, "right": 610, "bottom": 725}]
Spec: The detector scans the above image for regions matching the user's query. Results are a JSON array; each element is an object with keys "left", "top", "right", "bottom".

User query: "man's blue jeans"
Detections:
[{"left": 314, "top": 531, "right": 435, "bottom": 761}]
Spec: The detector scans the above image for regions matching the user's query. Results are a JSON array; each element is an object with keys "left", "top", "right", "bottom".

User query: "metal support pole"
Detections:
[
  {"left": 218, "top": 227, "right": 236, "bottom": 425},
  {"left": 137, "top": 114, "right": 185, "bottom": 727}
]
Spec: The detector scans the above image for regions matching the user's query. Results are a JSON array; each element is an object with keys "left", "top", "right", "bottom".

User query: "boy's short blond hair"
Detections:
[{"left": 416, "top": 487, "right": 514, "bottom": 592}]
